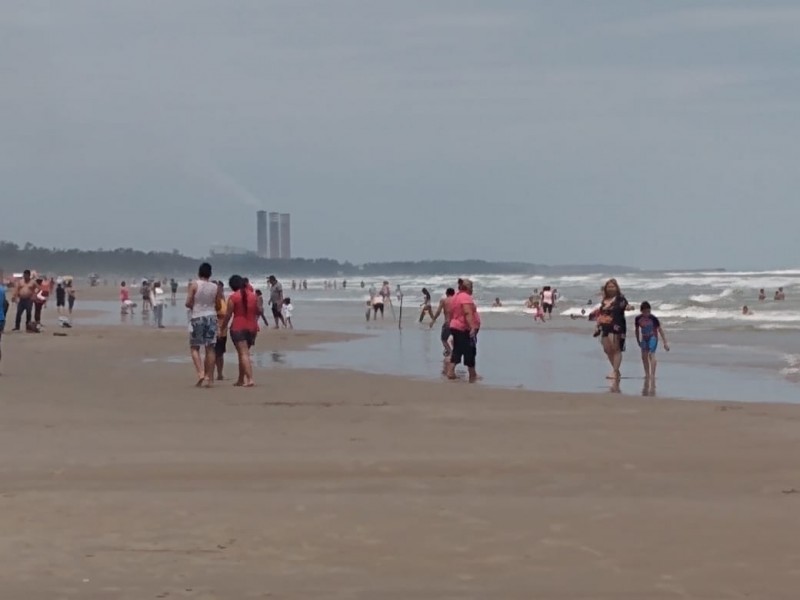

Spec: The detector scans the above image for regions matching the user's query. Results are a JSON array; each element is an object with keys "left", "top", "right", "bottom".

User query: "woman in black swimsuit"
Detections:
[{"left": 596, "top": 278, "right": 628, "bottom": 380}]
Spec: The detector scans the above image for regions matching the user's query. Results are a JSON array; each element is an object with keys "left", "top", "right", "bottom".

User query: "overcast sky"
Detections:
[{"left": 2, "top": 1, "right": 799, "bottom": 269}]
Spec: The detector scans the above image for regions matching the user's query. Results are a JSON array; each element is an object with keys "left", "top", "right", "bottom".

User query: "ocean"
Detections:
[{"left": 86, "top": 268, "right": 800, "bottom": 402}]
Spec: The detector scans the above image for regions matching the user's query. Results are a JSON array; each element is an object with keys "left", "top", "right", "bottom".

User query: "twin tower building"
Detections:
[{"left": 256, "top": 211, "right": 291, "bottom": 260}]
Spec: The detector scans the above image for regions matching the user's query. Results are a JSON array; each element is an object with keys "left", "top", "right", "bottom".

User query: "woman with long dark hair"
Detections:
[
  {"left": 418, "top": 287, "right": 434, "bottom": 323},
  {"left": 221, "top": 275, "right": 259, "bottom": 387},
  {"left": 596, "top": 278, "right": 628, "bottom": 380}
]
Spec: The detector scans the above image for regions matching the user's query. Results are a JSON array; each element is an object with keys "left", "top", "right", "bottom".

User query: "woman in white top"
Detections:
[
  {"left": 185, "top": 263, "right": 223, "bottom": 387},
  {"left": 150, "top": 281, "right": 166, "bottom": 329},
  {"left": 540, "top": 286, "right": 555, "bottom": 320}
]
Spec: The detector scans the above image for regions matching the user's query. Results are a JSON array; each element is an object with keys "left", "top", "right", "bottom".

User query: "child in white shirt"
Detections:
[{"left": 282, "top": 297, "right": 294, "bottom": 329}]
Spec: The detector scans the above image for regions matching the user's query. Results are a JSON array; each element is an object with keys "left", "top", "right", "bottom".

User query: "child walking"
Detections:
[
  {"left": 635, "top": 301, "right": 670, "bottom": 379},
  {"left": 282, "top": 297, "right": 294, "bottom": 329},
  {"left": 531, "top": 300, "right": 546, "bottom": 323},
  {"left": 255, "top": 289, "right": 270, "bottom": 328}
]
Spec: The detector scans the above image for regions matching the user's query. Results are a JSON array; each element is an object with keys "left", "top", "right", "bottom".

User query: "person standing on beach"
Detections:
[
  {"left": 214, "top": 281, "right": 228, "bottom": 381},
  {"left": 0, "top": 272, "right": 7, "bottom": 371},
  {"left": 540, "top": 286, "right": 555, "bottom": 320},
  {"left": 430, "top": 287, "right": 456, "bottom": 356},
  {"left": 282, "top": 297, "right": 294, "bottom": 329},
  {"left": 150, "top": 281, "right": 166, "bottom": 328},
  {"left": 12, "top": 270, "right": 37, "bottom": 331},
  {"left": 419, "top": 288, "right": 434, "bottom": 323},
  {"left": 170, "top": 278, "right": 178, "bottom": 304},
  {"left": 255, "top": 290, "right": 270, "bottom": 328},
  {"left": 222, "top": 275, "right": 258, "bottom": 387},
  {"left": 372, "top": 290, "right": 385, "bottom": 320},
  {"left": 268, "top": 275, "right": 286, "bottom": 329},
  {"left": 635, "top": 301, "right": 670, "bottom": 380},
  {"left": 445, "top": 279, "right": 480, "bottom": 383},
  {"left": 119, "top": 281, "right": 135, "bottom": 314},
  {"left": 140, "top": 279, "right": 151, "bottom": 314},
  {"left": 596, "top": 278, "right": 629, "bottom": 380},
  {"left": 33, "top": 277, "right": 48, "bottom": 326},
  {"left": 186, "top": 263, "right": 222, "bottom": 387},
  {"left": 55, "top": 279, "right": 66, "bottom": 316},
  {"left": 67, "top": 280, "right": 76, "bottom": 316}
]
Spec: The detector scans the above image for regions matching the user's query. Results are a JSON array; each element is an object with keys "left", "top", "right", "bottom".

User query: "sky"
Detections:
[{"left": 1, "top": 0, "right": 799, "bottom": 269}]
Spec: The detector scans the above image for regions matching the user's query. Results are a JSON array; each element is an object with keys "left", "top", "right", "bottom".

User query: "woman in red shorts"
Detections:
[{"left": 222, "top": 275, "right": 259, "bottom": 387}]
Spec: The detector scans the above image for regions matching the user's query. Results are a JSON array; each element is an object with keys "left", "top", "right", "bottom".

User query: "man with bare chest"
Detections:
[{"left": 13, "top": 270, "right": 38, "bottom": 331}]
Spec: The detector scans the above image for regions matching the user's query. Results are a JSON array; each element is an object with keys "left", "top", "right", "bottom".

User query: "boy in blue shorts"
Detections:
[{"left": 635, "top": 302, "right": 670, "bottom": 379}]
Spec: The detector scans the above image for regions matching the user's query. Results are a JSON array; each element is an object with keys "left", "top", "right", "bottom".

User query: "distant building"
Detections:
[
  {"left": 268, "top": 212, "right": 280, "bottom": 259},
  {"left": 279, "top": 213, "right": 291, "bottom": 259},
  {"left": 256, "top": 210, "right": 267, "bottom": 258}
]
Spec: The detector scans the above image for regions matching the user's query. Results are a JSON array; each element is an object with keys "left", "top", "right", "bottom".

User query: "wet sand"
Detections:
[{"left": 2, "top": 323, "right": 800, "bottom": 598}]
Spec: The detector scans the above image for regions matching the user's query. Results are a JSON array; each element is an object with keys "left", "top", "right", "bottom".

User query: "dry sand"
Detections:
[{"left": 2, "top": 320, "right": 800, "bottom": 598}]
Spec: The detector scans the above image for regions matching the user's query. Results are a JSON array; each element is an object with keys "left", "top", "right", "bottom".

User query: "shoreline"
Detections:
[{"left": 3, "top": 324, "right": 800, "bottom": 596}]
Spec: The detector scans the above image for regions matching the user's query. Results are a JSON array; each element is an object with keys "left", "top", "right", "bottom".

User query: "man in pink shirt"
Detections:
[{"left": 445, "top": 278, "right": 480, "bottom": 383}]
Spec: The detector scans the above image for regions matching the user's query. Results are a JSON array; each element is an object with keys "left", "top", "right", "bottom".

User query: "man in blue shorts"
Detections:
[{"left": 635, "top": 301, "right": 670, "bottom": 380}]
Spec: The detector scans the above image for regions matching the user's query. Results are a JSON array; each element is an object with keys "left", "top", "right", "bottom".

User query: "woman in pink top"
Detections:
[{"left": 445, "top": 278, "right": 480, "bottom": 383}]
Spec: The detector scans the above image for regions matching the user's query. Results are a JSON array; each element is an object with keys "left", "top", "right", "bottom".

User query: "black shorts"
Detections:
[
  {"left": 542, "top": 303, "right": 553, "bottom": 314},
  {"left": 601, "top": 327, "right": 626, "bottom": 351},
  {"left": 271, "top": 305, "right": 282, "bottom": 319},
  {"left": 440, "top": 323, "right": 451, "bottom": 343},
  {"left": 373, "top": 302, "right": 384, "bottom": 314},
  {"left": 230, "top": 329, "right": 256, "bottom": 348},
  {"left": 450, "top": 329, "right": 477, "bottom": 368},
  {"left": 214, "top": 335, "right": 228, "bottom": 355},
  {"left": 68, "top": 296, "right": 75, "bottom": 310},
  {"left": 56, "top": 290, "right": 66, "bottom": 307}
]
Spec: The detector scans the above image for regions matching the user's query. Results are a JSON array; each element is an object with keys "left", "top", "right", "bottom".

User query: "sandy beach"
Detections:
[{"left": 1, "top": 309, "right": 799, "bottom": 599}]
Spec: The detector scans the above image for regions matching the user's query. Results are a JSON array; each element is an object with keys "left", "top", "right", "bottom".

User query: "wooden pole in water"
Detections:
[{"left": 398, "top": 294, "right": 403, "bottom": 330}]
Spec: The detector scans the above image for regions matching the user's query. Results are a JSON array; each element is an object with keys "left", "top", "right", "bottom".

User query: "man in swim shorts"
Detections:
[
  {"left": 430, "top": 287, "right": 456, "bottom": 357},
  {"left": 12, "top": 270, "right": 37, "bottom": 331},
  {"left": 635, "top": 301, "right": 670, "bottom": 380},
  {"left": 268, "top": 275, "right": 285, "bottom": 329}
]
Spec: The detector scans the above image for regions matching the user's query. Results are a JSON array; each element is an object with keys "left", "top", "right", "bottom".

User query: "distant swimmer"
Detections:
[
  {"left": 492, "top": 298, "right": 502, "bottom": 308},
  {"left": 418, "top": 288, "right": 434, "bottom": 323},
  {"left": 360, "top": 281, "right": 365, "bottom": 289},
  {"left": 775, "top": 287, "right": 786, "bottom": 301},
  {"left": 758, "top": 288, "right": 766, "bottom": 301},
  {"left": 570, "top": 309, "right": 588, "bottom": 320},
  {"left": 742, "top": 305, "right": 753, "bottom": 315},
  {"left": 430, "top": 287, "right": 456, "bottom": 357}
]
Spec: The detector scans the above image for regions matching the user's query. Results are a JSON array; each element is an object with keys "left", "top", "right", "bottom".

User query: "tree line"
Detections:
[{"left": 0, "top": 241, "right": 633, "bottom": 277}]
